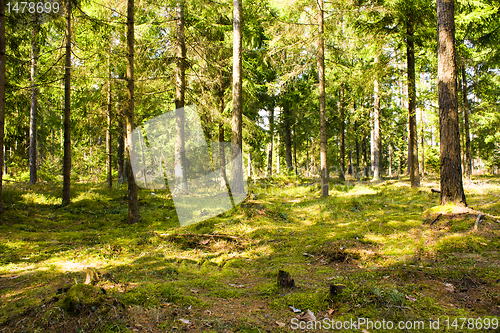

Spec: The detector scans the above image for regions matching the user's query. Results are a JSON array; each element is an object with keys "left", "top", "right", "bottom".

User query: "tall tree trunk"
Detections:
[
  {"left": 266, "top": 107, "right": 274, "bottom": 177},
  {"left": 218, "top": 82, "right": 228, "bottom": 190},
  {"left": 372, "top": 76, "right": 380, "bottom": 181},
  {"left": 388, "top": 143, "right": 393, "bottom": 177},
  {"left": 317, "top": 0, "right": 328, "bottom": 196},
  {"left": 117, "top": 115, "right": 125, "bottom": 183},
  {"left": 407, "top": 16, "right": 420, "bottom": 187},
  {"left": 0, "top": 0, "right": 5, "bottom": 212},
  {"left": 106, "top": 50, "right": 112, "bottom": 189},
  {"left": 174, "top": 0, "right": 187, "bottom": 192},
  {"left": 276, "top": 132, "right": 280, "bottom": 174},
  {"left": 420, "top": 106, "right": 425, "bottom": 177},
  {"left": 461, "top": 63, "right": 472, "bottom": 181},
  {"left": 126, "top": 0, "right": 140, "bottom": 223},
  {"left": 362, "top": 134, "right": 368, "bottom": 177},
  {"left": 355, "top": 121, "right": 360, "bottom": 180},
  {"left": 283, "top": 102, "right": 293, "bottom": 171},
  {"left": 62, "top": 0, "right": 72, "bottom": 205},
  {"left": 339, "top": 87, "right": 345, "bottom": 181},
  {"left": 29, "top": 14, "right": 38, "bottom": 185},
  {"left": 231, "top": 0, "right": 244, "bottom": 194},
  {"left": 437, "top": 0, "right": 466, "bottom": 206},
  {"left": 293, "top": 127, "right": 298, "bottom": 175}
]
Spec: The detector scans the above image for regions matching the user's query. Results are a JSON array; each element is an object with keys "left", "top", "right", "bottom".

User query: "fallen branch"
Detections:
[
  {"left": 476, "top": 197, "right": 500, "bottom": 207},
  {"left": 431, "top": 189, "right": 441, "bottom": 193},
  {"left": 474, "top": 212, "right": 483, "bottom": 231},
  {"left": 430, "top": 213, "right": 442, "bottom": 226}
]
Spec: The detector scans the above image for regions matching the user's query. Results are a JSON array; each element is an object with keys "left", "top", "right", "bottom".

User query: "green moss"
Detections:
[{"left": 57, "top": 284, "right": 107, "bottom": 315}]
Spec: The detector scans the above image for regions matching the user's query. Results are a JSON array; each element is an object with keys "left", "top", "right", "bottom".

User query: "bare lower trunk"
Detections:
[
  {"left": 437, "top": 0, "right": 466, "bottom": 206},
  {"left": 62, "top": 1, "right": 72, "bottom": 205},
  {"left": 174, "top": 0, "right": 187, "bottom": 192},
  {"left": 117, "top": 116, "right": 125, "bottom": 183},
  {"left": 0, "top": 0, "right": 5, "bottom": 211},
  {"left": 372, "top": 76, "right": 380, "bottom": 181},
  {"left": 106, "top": 55, "right": 112, "bottom": 189},
  {"left": 461, "top": 63, "right": 472, "bottom": 180},
  {"left": 29, "top": 14, "right": 38, "bottom": 185},
  {"left": 339, "top": 87, "right": 345, "bottom": 180},
  {"left": 126, "top": 0, "right": 140, "bottom": 223},
  {"left": 283, "top": 102, "right": 293, "bottom": 171},
  {"left": 407, "top": 17, "right": 420, "bottom": 187},
  {"left": 318, "top": 0, "right": 328, "bottom": 196},
  {"left": 231, "top": 0, "right": 244, "bottom": 194},
  {"left": 266, "top": 107, "right": 274, "bottom": 177}
]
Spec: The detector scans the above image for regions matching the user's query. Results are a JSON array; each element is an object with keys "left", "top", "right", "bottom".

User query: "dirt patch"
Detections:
[
  {"left": 313, "top": 240, "right": 377, "bottom": 263},
  {"left": 158, "top": 232, "right": 248, "bottom": 251}
]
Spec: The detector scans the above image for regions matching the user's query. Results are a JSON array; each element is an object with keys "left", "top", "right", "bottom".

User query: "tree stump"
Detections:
[
  {"left": 277, "top": 270, "right": 295, "bottom": 288},
  {"left": 329, "top": 284, "right": 346, "bottom": 297}
]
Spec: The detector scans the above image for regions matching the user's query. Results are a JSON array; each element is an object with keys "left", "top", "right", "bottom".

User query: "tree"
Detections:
[
  {"left": 231, "top": 0, "right": 244, "bottom": 194},
  {"left": 29, "top": 14, "right": 39, "bottom": 185},
  {"left": 174, "top": 0, "right": 187, "bottom": 193},
  {"left": 437, "top": 0, "right": 466, "bottom": 205},
  {"left": 317, "top": 0, "right": 328, "bottom": 197},
  {"left": 0, "top": 0, "right": 5, "bottom": 212},
  {"left": 407, "top": 13, "right": 420, "bottom": 187},
  {"left": 62, "top": 0, "right": 72, "bottom": 205},
  {"left": 125, "top": 0, "right": 140, "bottom": 223},
  {"left": 372, "top": 71, "right": 381, "bottom": 181}
]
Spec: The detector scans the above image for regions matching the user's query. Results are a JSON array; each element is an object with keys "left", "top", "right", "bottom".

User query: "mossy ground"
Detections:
[{"left": 0, "top": 175, "right": 499, "bottom": 332}]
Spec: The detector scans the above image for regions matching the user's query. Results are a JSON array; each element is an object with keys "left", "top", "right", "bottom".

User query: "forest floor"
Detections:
[{"left": 0, "top": 175, "right": 499, "bottom": 332}]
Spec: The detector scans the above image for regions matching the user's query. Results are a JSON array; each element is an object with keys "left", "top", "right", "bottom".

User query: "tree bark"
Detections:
[
  {"left": 117, "top": 115, "right": 125, "bottom": 183},
  {"left": 461, "top": 63, "right": 472, "bottom": 181},
  {"left": 0, "top": 0, "right": 5, "bottom": 212},
  {"left": 106, "top": 49, "right": 112, "bottom": 189},
  {"left": 437, "top": 0, "right": 466, "bottom": 206},
  {"left": 420, "top": 106, "right": 425, "bottom": 177},
  {"left": 355, "top": 120, "right": 360, "bottom": 180},
  {"left": 407, "top": 16, "right": 420, "bottom": 187},
  {"left": 62, "top": 0, "right": 72, "bottom": 205},
  {"left": 29, "top": 14, "right": 38, "bottom": 185},
  {"left": 339, "top": 87, "right": 345, "bottom": 181},
  {"left": 126, "top": 0, "right": 140, "bottom": 223},
  {"left": 174, "top": 0, "right": 187, "bottom": 193},
  {"left": 317, "top": 0, "right": 328, "bottom": 196},
  {"left": 372, "top": 76, "right": 380, "bottom": 181},
  {"left": 218, "top": 84, "right": 228, "bottom": 190},
  {"left": 231, "top": 0, "right": 244, "bottom": 194},
  {"left": 283, "top": 102, "right": 293, "bottom": 172},
  {"left": 362, "top": 134, "right": 368, "bottom": 177},
  {"left": 266, "top": 107, "right": 274, "bottom": 177}
]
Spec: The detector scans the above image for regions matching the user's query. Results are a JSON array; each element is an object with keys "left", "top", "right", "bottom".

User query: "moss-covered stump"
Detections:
[{"left": 56, "top": 283, "right": 108, "bottom": 315}]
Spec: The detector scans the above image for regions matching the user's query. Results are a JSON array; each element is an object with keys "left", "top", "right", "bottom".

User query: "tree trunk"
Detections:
[
  {"left": 117, "top": 115, "right": 125, "bottom": 184},
  {"left": 407, "top": 16, "right": 420, "bottom": 187},
  {"left": 372, "top": 76, "right": 380, "bottom": 181},
  {"left": 388, "top": 143, "right": 393, "bottom": 177},
  {"left": 174, "top": 1, "right": 187, "bottom": 192},
  {"left": 276, "top": 132, "right": 280, "bottom": 174},
  {"left": 355, "top": 121, "right": 360, "bottom": 181},
  {"left": 420, "top": 106, "right": 425, "bottom": 177},
  {"left": 62, "top": 0, "right": 72, "bottom": 205},
  {"left": 0, "top": 0, "right": 5, "bottom": 212},
  {"left": 29, "top": 14, "right": 38, "bottom": 185},
  {"left": 231, "top": 0, "right": 244, "bottom": 194},
  {"left": 362, "top": 134, "right": 368, "bottom": 177},
  {"left": 106, "top": 50, "right": 112, "bottom": 189},
  {"left": 218, "top": 86, "right": 228, "bottom": 190},
  {"left": 340, "top": 88, "right": 345, "bottom": 181},
  {"left": 126, "top": 0, "right": 140, "bottom": 223},
  {"left": 318, "top": 0, "right": 328, "bottom": 196},
  {"left": 437, "top": 0, "right": 466, "bottom": 206},
  {"left": 266, "top": 107, "right": 274, "bottom": 177},
  {"left": 293, "top": 127, "right": 298, "bottom": 176},
  {"left": 283, "top": 102, "right": 293, "bottom": 171},
  {"left": 461, "top": 63, "right": 472, "bottom": 181}
]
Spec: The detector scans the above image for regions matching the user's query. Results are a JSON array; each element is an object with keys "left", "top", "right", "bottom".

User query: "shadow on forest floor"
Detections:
[{"left": 1, "top": 175, "right": 500, "bottom": 332}]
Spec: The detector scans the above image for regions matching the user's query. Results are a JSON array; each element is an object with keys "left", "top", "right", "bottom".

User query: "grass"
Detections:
[{"left": 0, "top": 175, "right": 500, "bottom": 332}]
